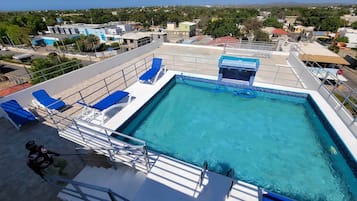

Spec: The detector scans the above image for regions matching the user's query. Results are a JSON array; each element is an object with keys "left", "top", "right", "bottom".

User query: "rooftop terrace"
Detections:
[{"left": 0, "top": 41, "right": 356, "bottom": 201}]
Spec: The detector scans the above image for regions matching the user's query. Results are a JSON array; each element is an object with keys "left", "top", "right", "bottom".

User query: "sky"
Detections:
[{"left": 1, "top": 0, "right": 357, "bottom": 11}]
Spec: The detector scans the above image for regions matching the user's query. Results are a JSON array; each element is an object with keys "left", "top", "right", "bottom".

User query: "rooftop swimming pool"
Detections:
[{"left": 118, "top": 75, "right": 357, "bottom": 201}]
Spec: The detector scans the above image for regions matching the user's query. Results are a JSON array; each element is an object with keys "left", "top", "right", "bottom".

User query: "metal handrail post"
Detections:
[
  {"left": 103, "top": 78, "right": 110, "bottom": 94},
  {"left": 199, "top": 160, "right": 208, "bottom": 187},
  {"left": 104, "top": 129, "right": 113, "bottom": 147},
  {"left": 40, "top": 71, "right": 47, "bottom": 81},
  {"left": 108, "top": 190, "right": 117, "bottom": 201},
  {"left": 143, "top": 146, "right": 150, "bottom": 173},
  {"left": 134, "top": 63, "right": 138, "bottom": 78},
  {"left": 225, "top": 168, "right": 235, "bottom": 199},
  {"left": 78, "top": 91, "right": 85, "bottom": 105},
  {"left": 226, "top": 180, "right": 234, "bottom": 199},
  {"left": 72, "top": 183, "right": 90, "bottom": 201},
  {"left": 73, "top": 119, "right": 87, "bottom": 144},
  {"left": 257, "top": 187, "right": 263, "bottom": 201},
  {"left": 121, "top": 70, "right": 127, "bottom": 88},
  {"left": 45, "top": 108, "right": 60, "bottom": 130}
]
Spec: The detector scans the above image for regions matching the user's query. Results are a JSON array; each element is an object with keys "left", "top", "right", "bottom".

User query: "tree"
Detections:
[
  {"left": 204, "top": 19, "right": 240, "bottom": 38},
  {"left": 77, "top": 34, "right": 100, "bottom": 52},
  {"left": 242, "top": 18, "right": 262, "bottom": 32},
  {"left": 253, "top": 30, "right": 270, "bottom": 41},
  {"left": 30, "top": 56, "right": 79, "bottom": 84},
  {"left": 351, "top": 22, "right": 357, "bottom": 29},
  {"left": 0, "top": 23, "right": 7, "bottom": 45},
  {"left": 240, "top": 18, "right": 263, "bottom": 38},
  {"left": 6, "top": 25, "right": 30, "bottom": 45},
  {"left": 336, "top": 36, "right": 349, "bottom": 43},
  {"left": 320, "top": 17, "right": 344, "bottom": 32},
  {"left": 263, "top": 16, "right": 283, "bottom": 28},
  {"left": 26, "top": 15, "right": 47, "bottom": 35}
]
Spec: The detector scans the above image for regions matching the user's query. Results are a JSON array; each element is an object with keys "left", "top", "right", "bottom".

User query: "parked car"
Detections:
[
  {"left": 344, "top": 55, "right": 357, "bottom": 70},
  {"left": 0, "top": 47, "right": 9, "bottom": 51}
]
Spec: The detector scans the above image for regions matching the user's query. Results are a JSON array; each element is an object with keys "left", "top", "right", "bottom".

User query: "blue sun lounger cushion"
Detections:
[
  {"left": 77, "top": 90, "right": 131, "bottom": 124},
  {"left": 91, "top": 90, "right": 129, "bottom": 111},
  {"left": 1, "top": 100, "right": 36, "bottom": 130},
  {"left": 139, "top": 58, "right": 164, "bottom": 83},
  {"left": 32, "top": 89, "right": 66, "bottom": 110}
]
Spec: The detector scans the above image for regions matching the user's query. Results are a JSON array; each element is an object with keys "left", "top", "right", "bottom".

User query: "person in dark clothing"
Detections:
[{"left": 26, "top": 140, "right": 67, "bottom": 179}]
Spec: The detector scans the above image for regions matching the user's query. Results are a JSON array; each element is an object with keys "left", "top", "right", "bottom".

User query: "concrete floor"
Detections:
[{"left": 0, "top": 118, "right": 85, "bottom": 201}]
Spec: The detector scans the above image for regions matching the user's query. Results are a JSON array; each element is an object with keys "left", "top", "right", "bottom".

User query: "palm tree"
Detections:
[{"left": 78, "top": 34, "right": 100, "bottom": 52}]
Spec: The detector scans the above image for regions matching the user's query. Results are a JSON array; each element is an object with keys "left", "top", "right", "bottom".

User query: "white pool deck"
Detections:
[{"left": 67, "top": 70, "right": 357, "bottom": 201}]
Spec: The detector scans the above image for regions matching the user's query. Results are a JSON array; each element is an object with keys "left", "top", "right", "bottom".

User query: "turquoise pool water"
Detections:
[
  {"left": 119, "top": 77, "right": 357, "bottom": 201},
  {"left": 43, "top": 38, "right": 57, "bottom": 46}
]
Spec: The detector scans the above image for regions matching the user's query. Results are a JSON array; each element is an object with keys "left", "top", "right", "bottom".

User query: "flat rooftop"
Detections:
[{"left": 0, "top": 42, "right": 356, "bottom": 201}]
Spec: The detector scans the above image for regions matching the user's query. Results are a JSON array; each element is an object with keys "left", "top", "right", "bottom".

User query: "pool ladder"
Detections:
[
  {"left": 226, "top": 168, "right": 235, "bottom": 199},
  {"left": 198, "top": 160, "right": 208, "bottom": 187}
]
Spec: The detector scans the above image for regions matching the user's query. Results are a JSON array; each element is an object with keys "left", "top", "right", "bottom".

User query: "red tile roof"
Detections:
[
  {"left": 0, "top": 83, "right": 32, "bottom": 97},
  {"left": 208, "top": 36, "right": 239, "bottom": 46},
  {"left": 272, "top": 29, "right": 288, "bottom": 35}
]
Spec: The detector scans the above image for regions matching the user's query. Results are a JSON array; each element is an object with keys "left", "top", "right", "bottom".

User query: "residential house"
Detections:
[
  {"left": 338, "top": 28, "right": 357, "bottom": 48},
  {"left": 165, "top": 21, "right": 197, "bottom": 41}
]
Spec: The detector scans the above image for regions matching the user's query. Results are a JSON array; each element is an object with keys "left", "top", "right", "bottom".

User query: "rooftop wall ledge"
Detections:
[{"left": 0, "top": 41, "right": 163, "bottom": 109}]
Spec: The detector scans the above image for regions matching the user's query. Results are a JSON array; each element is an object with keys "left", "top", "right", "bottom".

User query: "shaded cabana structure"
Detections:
[{"left": 218, "top": 55, "right": 260, "bottom": 86}]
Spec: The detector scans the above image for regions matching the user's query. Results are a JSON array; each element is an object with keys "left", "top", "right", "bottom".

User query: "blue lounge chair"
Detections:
[
  {"left": 32, "top": 89, "right": 66, "bottom": 111},
  {"left": 1, "top": 100, "right": 37, "bottom": 130},
  {"left": 77, "top": 90, "right": 132, "bottom": 124},
  {"left": 139, "top": 58, "right": 165, "bottom": 83}
]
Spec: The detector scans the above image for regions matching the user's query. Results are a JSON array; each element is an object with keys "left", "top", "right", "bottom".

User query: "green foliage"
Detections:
[
  {"left": 76, "top": 34, "right": 101, "bottom": 52},
  {"left": 296, "top": 7, "right": 349, "bottom": 32},
  {"left": 336, "top": 36, "right": 349, "bottom": 43},
  {"left": 334, "top": 92, "right": 357, "bottom": 116},
  {"left": 263, "top": 16, "right": 283, "bottom": 28},
  {"left": 328, "top": 45, "right": 339, "bottom": 53},
  {"left": 30, "top": 56, "right": 81, "bottom": 84},
  {"left": 110, "top": 42, "right": 119, "bottom": 48},
  {"left": 0, "top": 6, "right": 352, "bottom": 47},
  {"left": 53, "top": 37, "right": 79, "bottom": 47},
  {"left": 242, "top": 18, "right": 263, "bottom": 35},
  {"left": 0, "top": 54, "right": 14, "bottom": 60},
  {"left": 6, "top": 24, "right": 31, "bottom": 45},
  {"left": 351, "top": 22, "right": 357, "bottom": 29},
  {"left": 253, "top": 30, "right": 270, "bottom": 42},
  {"left": 204, "top": 19, "right": 240, "bottom": 38},
  {"left": 320, "top": 17, "right": 344, "bottom": 32}
]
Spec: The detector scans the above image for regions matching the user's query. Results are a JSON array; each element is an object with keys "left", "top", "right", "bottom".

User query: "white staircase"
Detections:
[{"left": 58, "top": 165, "right": 147, "bottom": 201}]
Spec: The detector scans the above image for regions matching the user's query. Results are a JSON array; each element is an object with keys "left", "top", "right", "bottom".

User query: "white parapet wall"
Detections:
[{"left": 0, "top": 41, "right": 162, "bottom": 110}]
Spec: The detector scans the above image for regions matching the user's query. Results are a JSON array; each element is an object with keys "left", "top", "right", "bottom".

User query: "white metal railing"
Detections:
[
  {"left": 290, "top": 44, "right": 357, "bottom": 135},
  {"left": 155, "top": 52, "right": 304, "bottom": 88},
  {"left": 0, "top": 60, "right": 82, "bottom": 97},
  {"left": 44, "top": 107, "right": 151, "bottom": 173},
  {"left": 0, "top": 40, "right": 162, "bottom": 107},
  {"left": 224, "top": 40, "right": 278, "bottom": 52},
  {"left": 33, "top": 55, "right": 155, "bottom": 172}
]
